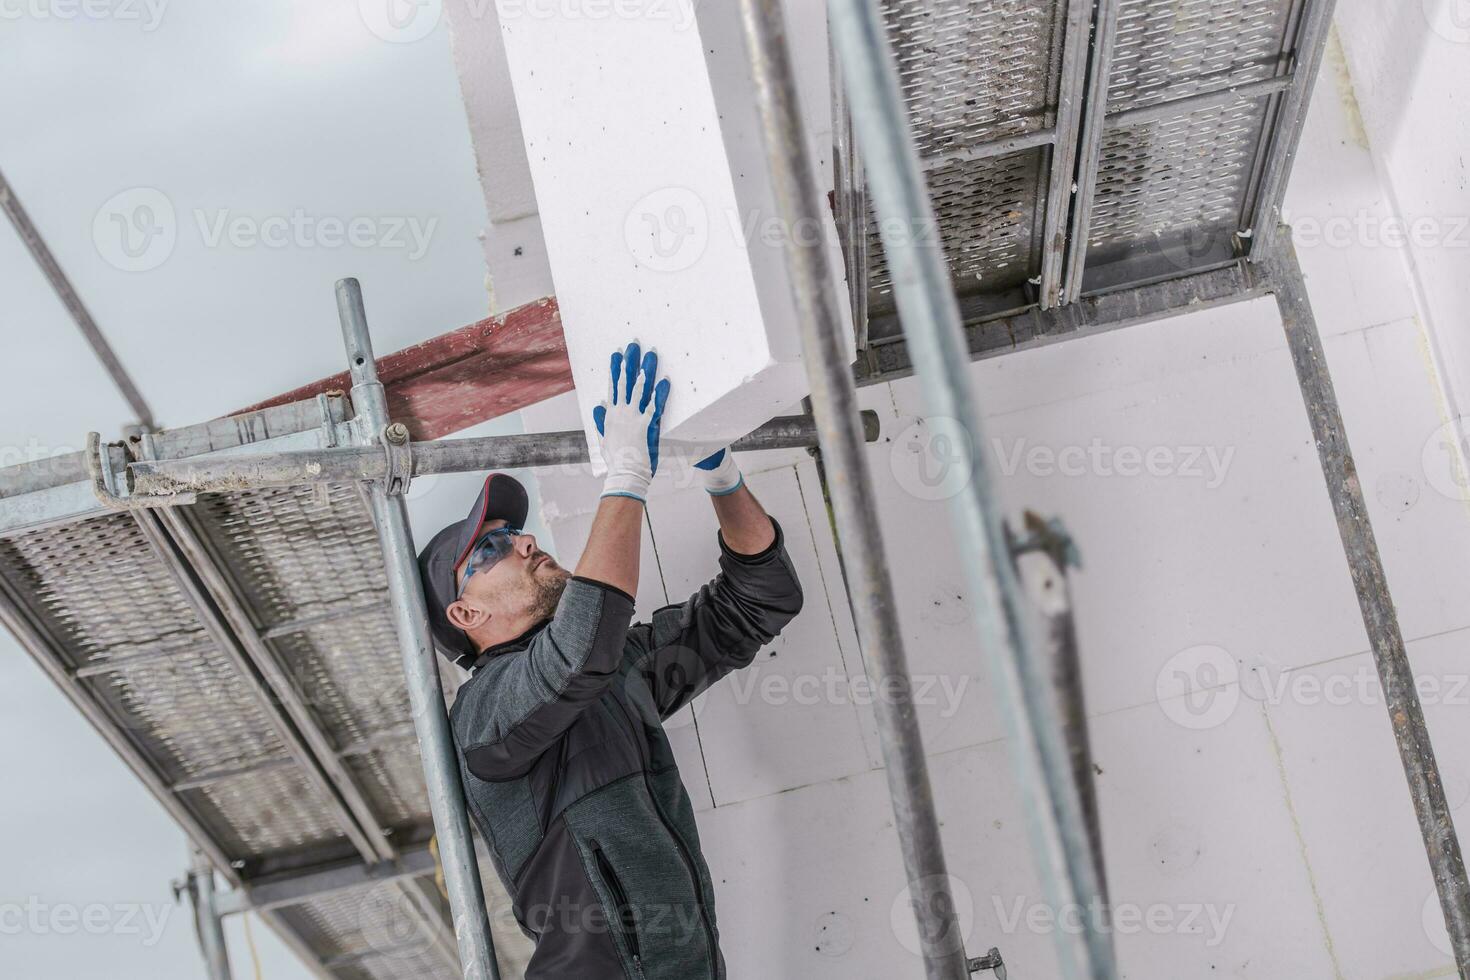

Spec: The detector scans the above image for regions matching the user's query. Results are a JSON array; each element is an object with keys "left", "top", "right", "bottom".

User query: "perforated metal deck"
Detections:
[
  {"left": 0, "top": 399, "right": 533, "bottom": 979},
  {"left": 838, "top": 0, "right": 1329, "bottom": 345}
]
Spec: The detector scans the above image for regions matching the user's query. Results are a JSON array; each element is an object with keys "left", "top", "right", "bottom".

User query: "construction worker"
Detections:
[{"left": 418, "top": 342, "right": 804, "bottom": 979}]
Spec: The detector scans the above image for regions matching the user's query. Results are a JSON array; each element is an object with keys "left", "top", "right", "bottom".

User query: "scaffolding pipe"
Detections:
[
  {"left": 734, "top": 2, "right": 970, "bottom": 977},
  {"left": 0, "top": 167, "right": 156, "bottom": 429},
  {"left": 1012, "top": 517, "right": 1108, "bottom": 904},
  {"left": 187, "top": 850, "right": 234, "bottom": 980},
  {"left": 826, "top": 1, "right": 1117, "bottom": 977},
  {"left": 335, "top": 278, "right": 501, "bottom": 980},
  {"left": 122, "top": 413, "right": 879, "bottom": 498},
  {"left": 1268, "top": 241, "right": 1470, "bottom": 972}
]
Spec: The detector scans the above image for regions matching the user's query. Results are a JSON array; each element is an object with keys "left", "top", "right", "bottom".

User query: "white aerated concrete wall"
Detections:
[{"left": 505, "top": 6, "right": 1470, "bottom": 976}]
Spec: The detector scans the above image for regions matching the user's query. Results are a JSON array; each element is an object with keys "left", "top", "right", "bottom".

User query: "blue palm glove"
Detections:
[
  {"left": 592, "top": 342, "right": 671, "bottom": 501},
  {"left": 694, "top": 447, "right": 743, "bottom": 496}
]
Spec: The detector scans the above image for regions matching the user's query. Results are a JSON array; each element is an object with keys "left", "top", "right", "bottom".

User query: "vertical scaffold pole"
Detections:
[
  {"left": 735, "top": 2, "right": 971, "bottom": 977},
  {"left": 825, "top": 1, "right": 1116, "bottom": 976},
  {"left": 335, "top": 278, "right": 501, "bottom": 980},
  {"left": 187, "top": 850, "right": 234, "bottom": 980}
]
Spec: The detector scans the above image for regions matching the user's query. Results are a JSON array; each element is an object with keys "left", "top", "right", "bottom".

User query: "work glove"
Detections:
[
  {"left": 592, "top": 342, "right": 671, "bottom": 502},
  {"left": 695, "top": 448, "right": 743, "bottom": 496}
]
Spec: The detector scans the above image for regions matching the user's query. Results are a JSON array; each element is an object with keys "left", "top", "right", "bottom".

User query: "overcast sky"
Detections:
[{"left": 0, "top": 2, "right": 541, "bottom": 976}]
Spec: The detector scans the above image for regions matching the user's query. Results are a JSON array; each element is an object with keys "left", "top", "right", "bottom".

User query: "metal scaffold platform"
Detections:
[
  {"left": 0, "top": 397, "right": 533, "bottom": 979},
  {"left": 836, "top": 0, "right": 1327, "bottom": 353},
  {"left": 5, "top": 0, "right": 1468, "bottom": 978}
]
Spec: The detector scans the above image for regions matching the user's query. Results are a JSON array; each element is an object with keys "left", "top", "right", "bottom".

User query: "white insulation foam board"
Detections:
[{"left": 493, "top": 0, "right": 854, "bottom": 464}]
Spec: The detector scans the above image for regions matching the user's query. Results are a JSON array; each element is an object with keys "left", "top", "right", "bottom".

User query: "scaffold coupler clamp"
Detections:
[
  {"left": 380, "top": 421, "right": 413, "bottom": 496},
  {"left": 968, "top": 946, "right": 1006, "bottom": 978},
  {"left": 86, "top": 431, "right": 197, "bottom": 510}
]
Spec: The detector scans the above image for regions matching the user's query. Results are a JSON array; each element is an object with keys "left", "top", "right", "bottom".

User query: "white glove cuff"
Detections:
[
  {"left": 702, "top": 453, "right": 743, "bottom": 496},
  {"left": 602, "top": 471, "right": 652, "bottom": 502}
]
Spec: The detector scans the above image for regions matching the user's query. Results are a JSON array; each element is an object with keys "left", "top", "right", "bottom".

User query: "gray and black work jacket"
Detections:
[{"left": 450, "top": 520, "right": 803, "bottom": 980}]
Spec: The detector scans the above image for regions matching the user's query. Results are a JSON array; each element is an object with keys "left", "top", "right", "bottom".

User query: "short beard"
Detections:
[{"left": 526, "top": 568, "right": 570, "bottom": 624}]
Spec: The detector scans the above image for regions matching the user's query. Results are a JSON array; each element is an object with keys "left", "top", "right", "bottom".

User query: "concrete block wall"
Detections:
[
  {"left": 508, "top": 17, "right": 1470, "bottom": 976},
  {"left": 1329, "top": 0, "right": 1470, "bottom": 422}
]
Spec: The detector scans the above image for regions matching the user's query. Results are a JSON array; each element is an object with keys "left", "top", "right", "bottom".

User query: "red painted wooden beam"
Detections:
[{"left": 236, "top": 297, "right": 572, "bottom": 440}]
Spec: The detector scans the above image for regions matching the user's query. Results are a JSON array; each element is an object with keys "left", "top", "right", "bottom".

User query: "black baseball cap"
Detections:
[{"left": 417, "top": 473, "right": 530, "bottom": 669}]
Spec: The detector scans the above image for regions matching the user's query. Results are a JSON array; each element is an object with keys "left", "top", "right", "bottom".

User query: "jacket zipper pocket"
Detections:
[
  {"left": 607, "top": 695, "right": 718, "bottom": 978},
  {"left": 608, "top": 697, "right": 718, "bottom": 977},
  {"left": 589, "top": 839, "right": 642, "bottom": 965}
]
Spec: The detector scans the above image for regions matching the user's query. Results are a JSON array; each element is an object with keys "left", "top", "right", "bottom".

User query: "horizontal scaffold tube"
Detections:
[{"left": 126, "top": 411, "right": 881, "bottom": 497}]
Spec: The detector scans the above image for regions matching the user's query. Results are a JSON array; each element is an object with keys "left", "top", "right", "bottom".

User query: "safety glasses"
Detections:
[{"left": 456, "top": 526, "right": 524, "bottom": 598}]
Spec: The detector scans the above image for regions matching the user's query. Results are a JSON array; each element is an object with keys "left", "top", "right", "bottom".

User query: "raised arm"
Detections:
[
  {"left": 634, "top": 458, "right": 803, "bottom": 718},
  {"left": 709, "top": 478, "right": 776, "bottom": 556},
  {"left": 454, "top": 343, "right": 669, "bottom": 780}
]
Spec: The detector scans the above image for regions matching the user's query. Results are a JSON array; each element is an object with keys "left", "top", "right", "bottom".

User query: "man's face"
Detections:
[{"left": 449, "top": 519, "right": 570, "bottom": 640}]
